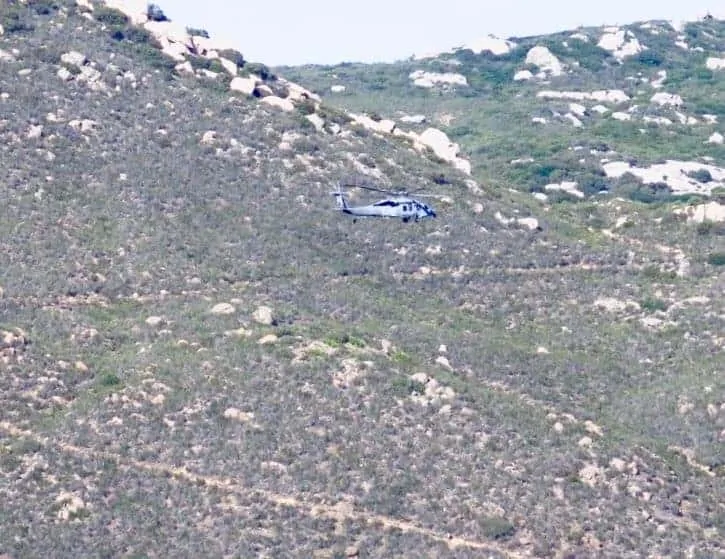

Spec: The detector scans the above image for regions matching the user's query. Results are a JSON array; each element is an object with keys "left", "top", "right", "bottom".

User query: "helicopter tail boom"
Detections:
[{"left": 331, "top": 183, "right": 350, "bottom": 212}]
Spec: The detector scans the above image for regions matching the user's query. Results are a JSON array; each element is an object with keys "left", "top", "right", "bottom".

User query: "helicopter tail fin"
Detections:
[{"left": 331, "top": 182, "right": 349, "bottom": 211}]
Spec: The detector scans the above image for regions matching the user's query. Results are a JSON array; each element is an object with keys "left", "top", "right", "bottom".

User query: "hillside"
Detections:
[
  {"left": 1, "top": 2, "right": 724, "bottom": 558},
  {"left": 278, "top": 17, "right": 725, "bottom": 203}
]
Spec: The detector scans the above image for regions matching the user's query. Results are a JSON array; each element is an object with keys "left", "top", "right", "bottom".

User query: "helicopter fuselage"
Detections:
[{"left": 339, "top": 196, "right": 436, "bottom": 222}]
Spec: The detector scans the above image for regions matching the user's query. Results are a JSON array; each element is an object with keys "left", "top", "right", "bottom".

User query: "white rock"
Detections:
[
  {"left": 706, "top": 57, "right": 725, "bottom": 70},
  {"left": 145, "top": 316, "right": 164, "bottom": 327},
  {"left": 569, "top": 103, "right": 587, "bottom": 117},
  {"left": 210, "top": 302, "right": 235, "bottom": 315},
  {"left": 545, "top": 181, "right": 584, "bottom": 198},
  {"left": 60, "top": 51, "right": 86, "bottom": 68},
  {"left": 517, "top": 217, "right": 540, "bottom": 230},
  {"left": 200, "top": 130, "right": 216, "bottom": 144},
  {"left": 400, "top": 114, "right": 426, "bottom": 124},
  {"left": 330, "top": 84, "right": 346, "bottom": 93},
  {"left": 223, "top": 407, "right": 254, "bottom": 422},
  {"left": 57, "top": 67, "right": 73, "bottom": 81},
  {"left": 175, "top": 60, "right": 194, "bottom": 75},
  {"left": 564, "top": 113, "right": 583, "bottom": 127},
  {"left": 260, "top": 96, "right": 294, "bottom": 111},
  {"left": 598, "top": 29, "right": 645, "bottom": 59},
  {"left": 409, "top": 70, "right": 468, "bottom": 88},
  {"left": 594, "top": 297, "right": 640, "bottom": 312},
  {"left": 252, "top": 306, "right": 275, "bottom": 325},
  {"left": 435, "top": 355, "right": 453, "bottom": 370},
  {"left": 677, "top": 201, "right": 725, "bottom": 223},
  {"left": 651, "top": 92, "right": 683, "bottom": 107},
  {"left": 536, "top": 90, "right": 630, "bottom": 104},
  {"left": 218, "top": 57, "right": 237, "bottom": 76},
  {"left": 612, "top": 111, "right": 631, "bottom": 121},
  {"left": 229, "top": 76, "right": 257, "bottom": 95},
  {"left": 69, "top": 119, "right": 96, "bottom": 133},
  {"left": 414, "top": 35, "right": 516, "bottom": 59},
  {"left": 416, "top": 127, "right": 471, "bottom": 174},
  {"left": 26, "top": 125, "right": 43, "bottom": 139},
  {"left": 707, "top": 132, "right": 724, "bottom": 145},
  {"left": 513, "top": 69, "right": 533, "bottom": 81},
  {"left": 602, "top": 160, "right": 725, "bottom": 195},
  {"left": 305, "top": 113, "right": 325, "bottom": 131},
  {"left": 525, "top": 45, "right": 563, "bottom": 76}
]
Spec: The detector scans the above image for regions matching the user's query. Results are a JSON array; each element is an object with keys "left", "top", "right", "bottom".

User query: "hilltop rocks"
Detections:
[
  {"left": 409, "top": 70, "right": 467, "bottom": 88},
  {"left": 525, "top": 46, "right": 564, "bottom": 77},
  {"left": 414, "top": 35, "right": 516, "bottom": 59},
  {"left": 391, "top": 127, "right": 471, "bottom": 175},
  {"left": 597, "top": 28, "right": 645, "bottom": 59}
]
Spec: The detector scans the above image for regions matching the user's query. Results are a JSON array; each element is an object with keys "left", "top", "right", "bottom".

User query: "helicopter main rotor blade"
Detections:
[{"left": 353, "top": 184, "right": 398, "bottom": 195}]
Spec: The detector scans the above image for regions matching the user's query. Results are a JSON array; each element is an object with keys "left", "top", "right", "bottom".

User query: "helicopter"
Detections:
[{"left": 331, "top": 180, "right": 438, "bottom": 223}]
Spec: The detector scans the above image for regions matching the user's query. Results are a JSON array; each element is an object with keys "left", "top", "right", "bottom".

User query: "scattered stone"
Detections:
[
  {"left": 210, "top": 302, "right": 235, "bottom": 315},
  {"left": 435, "top": 355, "right": 452, "bottom": 370},
  {"left": 26, "top": 125, "right": 43, "bottom": 139},
  {"left": 223, "top": 407, "right": 255, "bottom": 422},
  {"left": 60, "top": 51, "right": 87, "bottom": 68},
  {"left": 252, "top": 305, "right": 275, "bottom": 325},
  {"left": 579, "top": 463, "right": 605, "bottom": 487},
  {"left": 224, "top": 327, "right": 252, "bottom": 338},
  {"left": 584, "top": 420, "right": 604, "bottom": 437},
  {"left": 258, "top": 334, "right": 278, "bottom": 345},
  {"left": 200, "top": 130, "right": 216, "bottom": 144},
  {"left": 145, "top": 316, "right": 164, "bottom": 327}
]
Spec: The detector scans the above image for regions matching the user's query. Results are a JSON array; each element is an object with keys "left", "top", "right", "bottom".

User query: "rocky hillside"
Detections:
[
  {"left": 1, "top": 2, "right": 724, "bottom": 558},
  {"left": 280, "top": 16, "right": 725, "bottom": 207}
]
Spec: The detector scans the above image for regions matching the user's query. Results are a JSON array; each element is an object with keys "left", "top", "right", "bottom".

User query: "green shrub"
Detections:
[
  {"left": 186, "top": 26, "right": 209, "bottom": 38},
  {"left": 687, "top": 168, "right": 713, "bottom": 183},
  {"left": 245, "top": 62, "right": 275, "bottom": 81},
  {"left": 28, "top": 0, "right": 60, "bottom": 15},
  {"left": 707, "top": 252, "right": 725, "bottom": 266},
  {"left": 296, "top": 98, "right": 316, "bottom": 116},
  {"left": 218, "top": 49, "right": 245, "bottom": 68},
  {"left": 94, "top": 5, "right": 129, "bottom": 26},
  {"left": 479, "top": 516, "right": 516, "bottom": 540},
  {"left": 1, "top": 6, "right": 35, "bottom": 34},
  {"left": 640, "top": 297, "right": 669, "bottom": 312},
  {"left": 146, "top": 3, "right": 169, "bottom": 22}
]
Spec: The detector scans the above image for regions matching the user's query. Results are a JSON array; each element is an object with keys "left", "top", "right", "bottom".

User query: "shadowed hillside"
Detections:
[{"left": 1, "top": 2, "right": 724, "bottom": 558}]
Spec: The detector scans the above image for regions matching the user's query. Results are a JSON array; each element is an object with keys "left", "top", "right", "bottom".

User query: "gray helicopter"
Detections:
[{"left": 331, "top": 181, "right": 438, "bottom": 223}]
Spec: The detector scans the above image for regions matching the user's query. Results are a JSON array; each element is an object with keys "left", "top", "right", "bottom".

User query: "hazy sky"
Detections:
[{"left": 159, "top": 0, "right": 723, "bottom": 66}]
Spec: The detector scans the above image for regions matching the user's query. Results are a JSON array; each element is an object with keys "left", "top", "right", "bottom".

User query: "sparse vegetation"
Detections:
[{"left": 0, "top": 5, "right": 724, "bottom": 559}]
